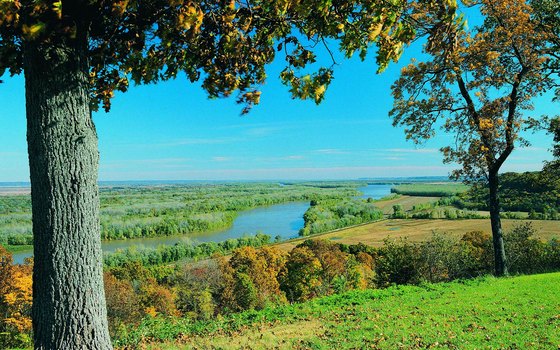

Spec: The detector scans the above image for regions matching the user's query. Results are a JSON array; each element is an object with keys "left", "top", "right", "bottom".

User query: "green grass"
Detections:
[
  {"left": 4, "top": 244, "right": 33, "bottom": 253},
  {"left": 117, "top": 272, "right": 560, "bottom": 349},
  {"left": 391, "top": 183, "right": 469, "bottom": 197}
]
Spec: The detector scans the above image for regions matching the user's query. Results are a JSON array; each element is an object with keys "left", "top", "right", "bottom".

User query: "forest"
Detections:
[{"left": 389, "top": 172, "right": 560, "bottom": 221}]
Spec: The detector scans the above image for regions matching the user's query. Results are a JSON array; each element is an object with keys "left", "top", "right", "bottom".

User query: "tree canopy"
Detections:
[
  {"left": 391, "top": 0, "right": 559, "bottom": 182},
  {"left": 1, "top": 0, "right": 458, "bottom": 112},
  {"left": 389, "top": 0, "right": 559, "bottom": 276},
  {"left": 1, "top": 1, "right": 463, "bottom": 348}
]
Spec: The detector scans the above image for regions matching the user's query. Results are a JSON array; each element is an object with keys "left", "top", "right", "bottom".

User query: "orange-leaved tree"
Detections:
[
  {"left": 0, "top": 247, "right": 33, "bottom": 348},
  {"left": 390, "top": 0, "right": 559, "bottom": 276},
  {"left": 1, "top": 0, "right": 457, "bottom": 347}
]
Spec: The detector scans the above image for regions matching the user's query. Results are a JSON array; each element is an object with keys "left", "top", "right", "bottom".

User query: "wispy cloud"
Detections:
[
  {"left": 99, "top": 165, "right": 455, "bottom": 181},
  {"left": 212, "top": 156, "right": 233, "bottom": 162},
  {"left": 313, "top": 149, "right": 350, "bottom": 155},
  {"left": 501, "top": 162, "right": 547, "bottom": 172},
  {"left": 244, "top": 126, "right": 287, "bottom": 137},
  {"left": 385, "top": 148, "right": 439, "bottom": 154},
  {"left": 282, "top": 155, "right": 305, "bottom": 160},
  {"left": 0, "top": 151, "right": 26, "bottom": 157},
  {"left": 101, "top": 158, "right": 191, "bottom": 170},
  {"left": 161, "top": 137, "right": 241, "bottom": 146},
  {"left": 254, "top": 155, "right": 306, "bottom": 162},
  {"left": 517, "top": 146, "right": 547, "bottom": 152}
]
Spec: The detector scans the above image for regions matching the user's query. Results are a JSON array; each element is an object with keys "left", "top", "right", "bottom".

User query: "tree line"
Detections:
[{"left": 299, "top": 198, "right": 384, "bottom": 236}]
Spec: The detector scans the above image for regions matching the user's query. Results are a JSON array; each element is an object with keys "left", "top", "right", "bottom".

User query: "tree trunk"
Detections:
[
  {"left": 23, "top": 30, "right": 112, "bottom": 349},
  {"left": 488, "top": 170, "right": 508, "bottom": 277}
]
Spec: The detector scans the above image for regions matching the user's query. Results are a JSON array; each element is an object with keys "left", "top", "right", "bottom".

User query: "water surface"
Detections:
[
  {"left": 357, "top": 184, "right": 394, "bottom": 199},
  {"left": 12, "top": 201, "right": 309, "bottom": 263}
]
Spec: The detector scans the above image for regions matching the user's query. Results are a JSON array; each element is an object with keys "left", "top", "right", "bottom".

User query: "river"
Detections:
[
  {"left": 11, "top": 184, "right": 392, "bottom": 263},
  {"left": 357, "top": 183, "right": 394, "bottom": 199}
]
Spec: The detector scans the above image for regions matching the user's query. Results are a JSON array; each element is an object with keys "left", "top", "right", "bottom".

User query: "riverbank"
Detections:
[
  {"left": 8, "top": 183, "right": 393, "bottom": 263},
  {"left": 3, "top": 182, "right": 373, "bottom": 262}
]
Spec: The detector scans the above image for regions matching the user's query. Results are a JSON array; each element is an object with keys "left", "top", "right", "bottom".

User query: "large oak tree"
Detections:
[
  {"left": 0, "top": 0, "right": 455, "bottom": 348},
  {"left": 390, "top": 0, "right": 560, "bottom": 276}
]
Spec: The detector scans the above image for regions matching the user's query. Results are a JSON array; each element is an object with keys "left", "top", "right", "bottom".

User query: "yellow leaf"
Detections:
[
  {"left": 52, "top": 1, "right": 62, "bottom": 19},
  {"left": 368, "top": 22, "right": 383, "bottom": 41},
  {"left": 22, "top": 22, "right": 45, "bottom": 40}
]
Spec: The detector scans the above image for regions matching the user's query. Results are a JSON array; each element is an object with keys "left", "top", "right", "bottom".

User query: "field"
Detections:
[
  {"left": 371, "top": 194, "right": 440, "bottom": 214},
  {"left": 391, "top": 183, "right": 469, "bottom": 197},
  {"left": 274, "top": 216, "right": 560, "bottom": 252},
  {"left": 271, "top": 193, "right": 560, "bottom": 251},
  {"left": 121, "top": 272, "right": 560, "bottom": 349}
]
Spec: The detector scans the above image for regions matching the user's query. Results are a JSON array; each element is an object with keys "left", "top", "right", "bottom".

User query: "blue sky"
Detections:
[{"left": 0, "top": 42, "right": 555, "bottom": 182}]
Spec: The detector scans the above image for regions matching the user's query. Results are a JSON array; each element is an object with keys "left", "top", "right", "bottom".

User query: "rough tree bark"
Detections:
[
  {"left": 23, "top": 23, "right": 112, "bottom": 350},
  {"left": 488, "top": 170, "right": 508, "bottom": 277}
]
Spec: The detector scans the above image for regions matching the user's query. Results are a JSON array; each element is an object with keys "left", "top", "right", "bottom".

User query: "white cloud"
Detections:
[
  {"left": 313, "top": 149, "right": 350, "bottom": 155},
  {"left": 99, "top": 165, "right": 455, "bottom": 181},
  {"left": 163, "top": 137, "right": 240, "bottom": 146},
  {"left": 212, "top": 156, "right": 233, "bottom": 162},
  {"left": 0, "top": 151, "right": 26, "bottom": 157},
  {"left": 101, "top": 158, "right": 191, "bottom": 170},
  {"left": 384, "top": 148, "right": 439, "bottom": 154},
  {"left": 517, "top": 146, "right": 547, "bottom": 152},
  {"left": 282, "top": 155, "right": 305, "bottom": 160}
]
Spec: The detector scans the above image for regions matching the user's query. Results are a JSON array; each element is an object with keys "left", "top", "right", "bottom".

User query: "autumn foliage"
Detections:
[
  {"left": 2, "top": 223, "right": 560, "bottom": 345},
  {"left": 0, "top": 247, "right": 32, "bottom": 348}
]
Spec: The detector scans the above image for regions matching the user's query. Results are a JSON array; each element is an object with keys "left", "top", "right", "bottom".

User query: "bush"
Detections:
[
  {"left": 375, "top": 238, "right": 420, "bottom": 287},
  {"left": 504, "top": 223, "right": 549, "bottom": 274},
  {"left": 452, "top": 231, "right": 494, "bottom": 278},
  {"left": 416, "top": 233, "right": 456, "bottom": 283},
  {"left": 392, "top": 204, "right": 406, "bottom": 219}
]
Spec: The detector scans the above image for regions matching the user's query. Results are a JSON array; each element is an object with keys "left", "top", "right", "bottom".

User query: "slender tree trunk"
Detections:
[
  {"left": 23, "top": 28, "right": 112, "bottom": 350},
  {"left": 488, "top": 170, "right": 508, "bottom": 277}
]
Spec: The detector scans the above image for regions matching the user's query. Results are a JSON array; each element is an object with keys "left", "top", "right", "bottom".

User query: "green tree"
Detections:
[
  {"left": 390, "top": 0, "right": 559, "bottom": 276},
  {"left": 1, "top": 0, "right": 456, "bottom": 347},
  {"left": 280, "top": 245, "right": 323, "bottom": 302},
  {"left": 543, "top": 117, "right": 560, "bottom": 177}
]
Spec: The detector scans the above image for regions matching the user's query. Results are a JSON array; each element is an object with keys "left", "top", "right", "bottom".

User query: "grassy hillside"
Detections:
[{"left": 118, "top": 273, "right": 560, "bottom": 349}]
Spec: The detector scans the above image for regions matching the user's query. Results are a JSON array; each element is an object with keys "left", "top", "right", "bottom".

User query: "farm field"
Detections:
[
  {"left": 391, "top": 183, "right": 469, "bottom": 197},
  {"left": 274, "top": 217, "right": 560, "bottom": 251},
  {"left": 371, "top": 194, "right": 440, "bottom": 214},
  {"left": 123, "top": 273, "right": 560, "bottom": 349}
]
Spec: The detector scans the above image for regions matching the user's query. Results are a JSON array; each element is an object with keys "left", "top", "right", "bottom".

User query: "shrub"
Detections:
[
  {"left": 375, "top": 238, "right": 419, "bottom": 287},
  {"left": 392, "top": 204, "right": 406, "bottom": 219},
  {"left": 280, "top": 246, "right": 323, "bottom": 302},
  {"left": 504, "top": 223, "right": 549, "bottom": 274},
  {"left": 450, "top": 231, "right": 494, "bottom": 278},
  {"left": 104, "top": 272, "right": 143, "bottom": 337},
  {"left": 416, "top": 233, "right": 456, "bottom": 283}
]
